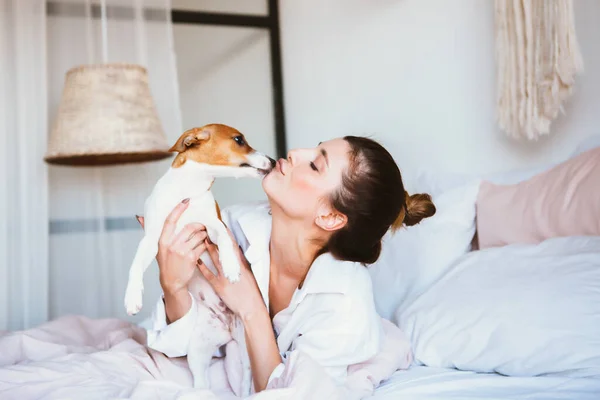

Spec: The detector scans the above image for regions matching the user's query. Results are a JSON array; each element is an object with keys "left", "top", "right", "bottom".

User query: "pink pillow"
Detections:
[{"left": 476, "top": 147, "right": 600, "bottom": 249}]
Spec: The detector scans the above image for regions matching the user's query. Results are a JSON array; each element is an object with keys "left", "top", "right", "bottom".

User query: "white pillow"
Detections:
[
  {"left": 368, "top": 181, "right": 480, "bottom": 320},
  {"left": 407, "top": 163, "right": 555, "bottom": 198},
  {"left": 404, "top": 170, "right": 472, "bottom": 199},
  {"left": 396, "top": 236, "right": 600, "bottom": 378}
]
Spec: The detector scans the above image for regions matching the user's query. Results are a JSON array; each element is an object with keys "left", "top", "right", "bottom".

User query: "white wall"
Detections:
[{"left": 279, "top": 0, "right": 600, "bottom": 178}]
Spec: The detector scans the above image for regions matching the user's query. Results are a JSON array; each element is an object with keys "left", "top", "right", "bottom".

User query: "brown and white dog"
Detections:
[{"left": 124, "top": 124, "right": 274, "bottom": 392}]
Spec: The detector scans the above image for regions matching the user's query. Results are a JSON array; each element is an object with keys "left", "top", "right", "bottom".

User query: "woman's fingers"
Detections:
[
  {"left": 135, "top": 215, "right": 145, "bottom": 230},
  {"left": 235, "top": 244, "right": 250, "bottom": 269},
  {"left": 191, "top": 242, "right": 207, "bottom": 261},
  {"left": 197, "top": 260, "right": 217, "bottom": 282},
  {"left": 183, "top": 227, "right": 208, "bottom": 250},
  {"left": 161, "top": 199, "right": 191, "bottom": 240},
  {"left": 205, "top": 240, "right": 223, "bottom": 276},
  {"left": 171, "top": 223, "right": 206, "bottom": 247},
  {"left": 190, "top": 234, "right": 207, "bottom": 250}
]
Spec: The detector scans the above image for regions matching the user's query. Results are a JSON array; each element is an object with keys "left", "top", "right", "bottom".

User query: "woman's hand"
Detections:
[
  {"left": 136, "top": 199, "right": 208, "bottom": 323},
  {"left": 197, "top": 233, "right": 266, "bottom": 320},
  {"left": 139, "top": 199, "right": 208, "bottom": 295}
]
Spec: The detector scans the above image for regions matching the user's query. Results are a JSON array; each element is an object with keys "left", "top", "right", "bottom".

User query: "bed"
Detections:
[
  {"left": 2, "top": 306, "right": 599, "bottom": 400},
  {"left": 371, "top": 367, "right": 600, "bottom": 400},
  {"left": 1, "top": 136, "right": 599, "bottom": 399}
]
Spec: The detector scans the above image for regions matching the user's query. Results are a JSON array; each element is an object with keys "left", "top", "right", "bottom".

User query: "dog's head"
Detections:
[{"left": 169, "top": 124, "right": 275, "bottom": 175}]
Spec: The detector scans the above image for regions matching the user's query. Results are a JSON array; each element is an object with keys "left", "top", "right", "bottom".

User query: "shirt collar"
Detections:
[
  {"left": 236, "top": 204, "right": 352, "bottom": 298},
  {"left": 297, "top": 252, "right": 352, "bottom": 296},
  {"left": 236, "top": 202, "right": 272, "bottom": 265}
]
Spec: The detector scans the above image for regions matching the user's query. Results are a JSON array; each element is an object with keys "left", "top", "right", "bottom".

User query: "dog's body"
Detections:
[{"left": 124, "top": 124, "right": 273, "bottom": 394}]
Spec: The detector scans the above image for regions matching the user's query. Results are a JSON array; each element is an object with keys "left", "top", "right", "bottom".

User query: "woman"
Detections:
[{"left": 140, "top": 136, "right": 435, "bottom": 393}]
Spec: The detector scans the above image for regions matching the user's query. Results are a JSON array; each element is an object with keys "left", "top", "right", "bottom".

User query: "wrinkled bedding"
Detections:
[
  {"left": 0, "top": 315, "right": 410, "bottom": 400},
  {"left": 5, "top": 315, "right": 596, "bottom": 400}
]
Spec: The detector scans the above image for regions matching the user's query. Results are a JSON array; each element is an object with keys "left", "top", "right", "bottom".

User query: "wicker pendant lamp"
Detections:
[
  {"left": 44, "top": 0, "right": 172, "bottom": 166},
  {"left": 45, "top": 63, "right": 171, "bottom": 166}
]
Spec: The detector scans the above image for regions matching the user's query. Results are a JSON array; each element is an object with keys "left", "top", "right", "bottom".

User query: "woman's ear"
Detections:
[{"left": 315, "top": 212, "right": 347, "bottom": 232}]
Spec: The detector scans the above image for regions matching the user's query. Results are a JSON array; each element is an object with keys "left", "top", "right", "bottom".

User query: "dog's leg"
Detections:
[
  {"left": 124, "top": 235, "right": 158, "bottom": 315},
  {"left": 187, "top": 343, "right": 212, "bottom": 389},
  {"left": 204, "top": 220, "right": 242, "bottom": 283},
  {"left": 188, "top": 301, "right": 233, "bottom": 389}
]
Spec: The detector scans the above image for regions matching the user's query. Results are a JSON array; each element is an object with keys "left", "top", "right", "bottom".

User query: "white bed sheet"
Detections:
[{"left": 369, "top": 366, "right": 600, "bottom": 400}]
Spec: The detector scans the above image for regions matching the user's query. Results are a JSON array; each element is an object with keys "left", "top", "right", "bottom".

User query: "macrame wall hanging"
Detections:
[{"left": 495, "top": 0, "right": 584, "bottom": 140}]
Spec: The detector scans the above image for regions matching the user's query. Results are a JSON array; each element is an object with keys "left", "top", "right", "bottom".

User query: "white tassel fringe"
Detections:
[{"left": 495, "top": 0, "right": 584, "bottom": 140}]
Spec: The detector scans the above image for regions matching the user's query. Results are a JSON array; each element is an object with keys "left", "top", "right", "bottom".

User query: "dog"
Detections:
[{"left": 124, "top": 123, "right": 274, "bottom": 393}]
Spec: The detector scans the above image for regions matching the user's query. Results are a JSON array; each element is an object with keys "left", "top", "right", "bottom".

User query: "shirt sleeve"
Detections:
[
  {"left": 145, "top": 291, "right": 198, "bottom": 357},
  {"left": 268, "top": 293, "right": 383, "bottom": 386}
]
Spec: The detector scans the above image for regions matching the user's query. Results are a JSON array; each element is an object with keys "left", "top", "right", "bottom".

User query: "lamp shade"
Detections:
[{"left": 45, "top": 63, "right": 172, "bottom": 166}]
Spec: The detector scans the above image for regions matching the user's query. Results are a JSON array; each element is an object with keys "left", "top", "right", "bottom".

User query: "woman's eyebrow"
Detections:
[
  {"left": 316, "top": 142, "right": 328, "bottom": 166},
  {"left": 320, "top": 148, "right": 329, "bottom": 166}
]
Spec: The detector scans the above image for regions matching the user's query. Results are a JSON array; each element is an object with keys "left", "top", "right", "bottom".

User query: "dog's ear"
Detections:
[{"left": 169, "top": 128, "right": 210, "bottom": 153}]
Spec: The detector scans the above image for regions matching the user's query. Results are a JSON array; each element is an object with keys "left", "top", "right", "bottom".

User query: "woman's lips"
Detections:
[{"left": 277, "top": 159, "right": 285, "bottom": 175}]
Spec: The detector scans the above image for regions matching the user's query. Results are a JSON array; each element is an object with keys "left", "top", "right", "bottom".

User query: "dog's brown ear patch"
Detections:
[{"left": 169, "top": 128, "right": 210, "bottom": 153}]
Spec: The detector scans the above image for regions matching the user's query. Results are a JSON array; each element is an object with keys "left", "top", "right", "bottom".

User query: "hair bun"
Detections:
[{"left": 403, "top": 191, "right": 436, "bottom": 226}]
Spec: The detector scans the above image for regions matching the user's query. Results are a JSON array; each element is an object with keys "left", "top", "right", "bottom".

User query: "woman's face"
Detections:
[{"left": 262, "top": 138, "right": 350, "bottom": 225}]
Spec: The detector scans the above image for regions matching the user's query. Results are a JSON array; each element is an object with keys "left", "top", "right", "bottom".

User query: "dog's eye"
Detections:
[{"left": 233, "top": 136, "right": 246, "bottom": 146}]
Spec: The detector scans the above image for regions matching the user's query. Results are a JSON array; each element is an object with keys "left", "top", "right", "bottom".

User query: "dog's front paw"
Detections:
[
  {"left": 124, "top": 283, "right": 144, "bottom": 316},
  {"left": 219, "top": 249, "right": 241, "bottom": 283}
]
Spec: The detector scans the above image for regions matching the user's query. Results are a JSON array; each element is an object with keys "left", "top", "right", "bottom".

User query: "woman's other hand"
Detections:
[{"left": 198, "top": 233, "right": 265, "bottom": 320}]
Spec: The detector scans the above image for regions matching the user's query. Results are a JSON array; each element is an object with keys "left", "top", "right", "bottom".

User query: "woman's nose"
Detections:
[
  {"left": 287, "top": 150, "right": 296, "bottom": 165},
  {"left": 287, "top": 148, "right": 309, "bottom": 166}
]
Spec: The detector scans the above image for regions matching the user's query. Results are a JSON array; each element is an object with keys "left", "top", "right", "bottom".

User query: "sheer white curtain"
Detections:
[
  {"left": 0, "top": 0, "right": 182, "bottom": 331},
  {"left": 46, "top": 0, "right": 183, "bottom": 325},
  {"left": 0, "top": 0, "right": 49, "bottom": 331}
]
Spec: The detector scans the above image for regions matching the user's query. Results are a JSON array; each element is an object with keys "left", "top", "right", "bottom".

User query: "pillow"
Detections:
[
  {"left": 405, "top": 164, "right": 558, "bottom": 201},
  {"left": 477, "top": 147, "right": 600, "bottom": 249},
  {"left": 404, "top": 170, "right": 472, "bottom": 199},
  {"left": 395, "top": 236, "right": 600, "bottom": 378},
  {"left": 368, "top": 181, "right": 480, "bottom": 320}
]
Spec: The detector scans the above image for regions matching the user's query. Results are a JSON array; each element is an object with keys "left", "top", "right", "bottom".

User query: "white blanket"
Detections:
[{"left": 0, "top": 315, "right": 411, "bottom": 400}]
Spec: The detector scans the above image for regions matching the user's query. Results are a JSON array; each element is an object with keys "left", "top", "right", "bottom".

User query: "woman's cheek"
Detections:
[
  {"left": 263, "top": 171, "right": 319, "bottom": 211},
  {"left": 290, "top": 173, "right": 316, "bottom": 196}
]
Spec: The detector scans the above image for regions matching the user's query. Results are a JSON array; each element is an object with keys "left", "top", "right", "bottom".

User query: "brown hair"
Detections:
[{"left": 324, "top": 136, "right": 436, "bottom": 264}]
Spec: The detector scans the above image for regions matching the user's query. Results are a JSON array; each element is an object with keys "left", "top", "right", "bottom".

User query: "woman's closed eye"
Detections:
[{"left": 310, "top": 161, "right": 319, "bottom": 172}]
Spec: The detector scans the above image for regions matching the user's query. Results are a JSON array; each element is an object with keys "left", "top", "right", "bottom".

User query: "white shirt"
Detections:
[{"left": 146, "top": 202, "right": 383, "bottom": 385}]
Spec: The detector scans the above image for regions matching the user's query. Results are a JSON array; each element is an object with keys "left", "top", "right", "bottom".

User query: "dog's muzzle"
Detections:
[{"left": 242, "top": 152, "right": 276, "bottom": 175}]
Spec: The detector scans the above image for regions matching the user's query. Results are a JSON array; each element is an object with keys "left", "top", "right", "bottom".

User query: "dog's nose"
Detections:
[{"left": 268, "top": 157, "right": 277, "bottom": 169}]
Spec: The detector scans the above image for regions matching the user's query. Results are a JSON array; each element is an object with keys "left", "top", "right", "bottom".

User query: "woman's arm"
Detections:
[
  {"left": 241, "top": 304, "right": 282, "bottom": 391},
  {"left": 163, "top": 288, "right": 192, "bottom": 324},
  {"left": 198, "top": 238, "right": 282, "bottom": 392}
]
